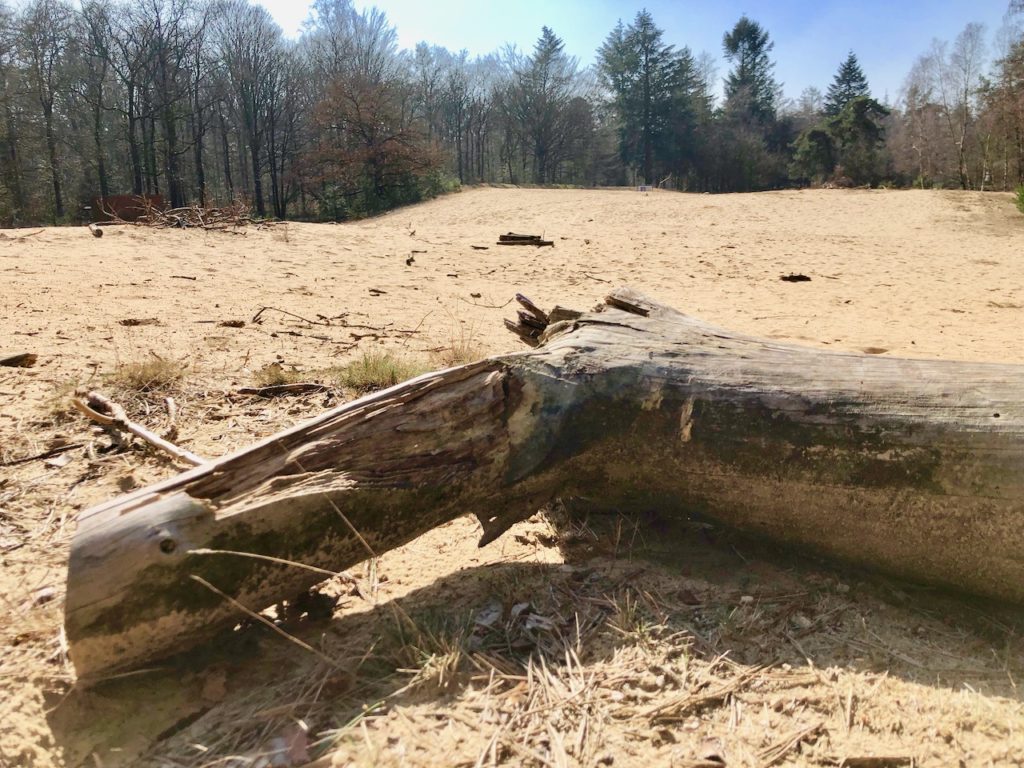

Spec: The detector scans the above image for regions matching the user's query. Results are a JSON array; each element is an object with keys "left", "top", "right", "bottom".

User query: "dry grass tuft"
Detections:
[
  {"left": 385, "top": 610, "right": 473, "bottom": 696},
  {"left": 108, "top": 357, "right": 185, "bottom": 393},
  {"left": 327, "top": 351, "right": 428, "bottom": 394},
  {"left": 432, "top": 323, "right": 484, "bottom": 368}
]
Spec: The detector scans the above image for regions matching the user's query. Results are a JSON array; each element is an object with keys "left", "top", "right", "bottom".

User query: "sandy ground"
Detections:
[{"left": 1, "top": 187, "right": 1023, "bottom": 767}]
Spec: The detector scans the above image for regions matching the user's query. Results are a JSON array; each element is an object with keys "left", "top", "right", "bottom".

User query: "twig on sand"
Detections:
[
  {"left": 188, "top": 548, "right": 359, "bottom": 585},
  {"left": 163, "top": 396, "right": 180, "bottom": 440},
  {"left": 458, "top": 297, "right": 514, "bottom": 310},
  {"left": 1, "top": 443, "right": 83, "bottom": 467},
  {"left": 582, "top": 272, "right": 611, "bottom": 283},
  {"left": 252, "top": 306, "right": 331, "bottom": 327},
  {"left": 72, "top": 390, "right": 205, "bottom": 466},
  {"left": 759, "top": 721, "right": 824, "bottom": 766},
  {"left": 190, "top": 574, "right": 343, "bottom": 669},
  {"left": 644, "top": 665, "right": 769, "bottom": 723},
  {"left": 238, "top": 383, "right": 330, "bottom": 398}
]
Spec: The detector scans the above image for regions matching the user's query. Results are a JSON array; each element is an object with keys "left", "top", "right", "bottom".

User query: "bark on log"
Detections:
[{"left": 64, "top": 287, "right": 1024, "bottom": 681}]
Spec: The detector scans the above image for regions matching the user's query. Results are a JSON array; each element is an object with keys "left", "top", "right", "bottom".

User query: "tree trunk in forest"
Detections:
[
  {"left": 4, "top": 104, "right": 25, "bottom": 220},
  {"left": 127, "top": 99, "right": 143, "bottom": 195},
  {"left": 219, "top": 110, "right": 234, "bottom": 201},
  {"left": 64, "top": 287, "right": 1024, "bottom": 681},
  {"left": 43, "top": 105, "right": 63, "bottom": 221},
  {"left": 249, "top": 139, "right": 264, "bottom": 216},
  {"left": 268, "top": 116, "right": 282, "bottom": 218},
  {"left": 93, "top": 96, "right": 110, "bottom": 200},
  {"left": 144, "top": 116, "right": 159, "bottom": 196},
  {"left": 191, "top": 96, "right": 207, "bottom": 207},
  {"left": 277, "top": 140, "right": 288, "bottom": 219},
  {"left": 161, "top": 105, "right": 183, "bottom": 208}
]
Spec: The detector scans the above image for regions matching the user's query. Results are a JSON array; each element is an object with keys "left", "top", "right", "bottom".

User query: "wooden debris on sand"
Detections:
[
  {"left": 238, "top": 383, "right": 330, "bottom": 398},
  {"left": 497, "top": 233, "right": 554, "bottom": 247},
  {"left": 0, "top": 353, "right": 37, "bottom": 368},
  {"left": 91, "top": 198, "right": 275, "bottom": 232},
  {"left": 72, "top": 390, "right": 205, "bottom": 467},
  {"left": 64, "top": 287, "right": 1024, "bottom": 681}
]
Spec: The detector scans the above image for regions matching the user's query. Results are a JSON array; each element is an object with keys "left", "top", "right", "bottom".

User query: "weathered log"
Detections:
[
  {"left": 64, "top": 287, "right": 1024, "bottom": 681},
  {"left": 497, "top": 233, "right": 554, "bottom": 247}
]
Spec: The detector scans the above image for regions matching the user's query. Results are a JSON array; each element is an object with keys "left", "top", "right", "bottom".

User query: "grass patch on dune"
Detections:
[
  {"left": 328, "top": 351, "right": 429, "bottom": 393},
  {"left": 432, "top": 330, "right": 483, "bottom": 368},
  {"left": 248, "top": 342, "right": 487, "bottom": 400},
  {"left": 431, "top": 319, "right": 484, "bottom": 368},
  {"left": 251, "top": 353, "right": 427, "bottom": 395},
  {"left": 1016, "top": 185, "right": 1024, "bottom": 215},
  {"left": 108, "top": 358, "right": 185, "bottom": 393}
]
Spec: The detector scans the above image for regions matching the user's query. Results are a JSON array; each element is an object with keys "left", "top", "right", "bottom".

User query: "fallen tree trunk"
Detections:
[{"left": 65, "top": 287, "right": 1024, "bottom": 680}]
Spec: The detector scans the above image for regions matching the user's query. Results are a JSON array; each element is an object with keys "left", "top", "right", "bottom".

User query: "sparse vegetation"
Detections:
[
  {"left": 108, "top": 358, "right": 185, "bottom": 393},
  {"left": 383, "top": 610, "right": 473, "bottom": 696},
  {"left": 432, "top": 325, "right": 484, "bottom": 368},
  {"left": 1016, "top": 185, "right": 1024, "bottom": 215},
  {"left": 45, "top": 378, "right": 83, "bottom": 423},
  {"left": 327, "top": 351, "right": 429, "bottom": 394},
  {"left": 250, "top": 353, "right": 431, "bottom": 396},
  {"left": 253, "top": 362, "right": 304, "bottom": 388}
]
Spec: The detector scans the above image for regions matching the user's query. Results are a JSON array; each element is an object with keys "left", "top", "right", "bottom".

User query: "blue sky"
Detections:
[{"left": 259, "top": 0, "right": 1019, "bottom": 104}]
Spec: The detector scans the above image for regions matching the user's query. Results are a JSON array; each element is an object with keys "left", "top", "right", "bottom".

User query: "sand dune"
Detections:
[{"left": 1, "top": 188, "right": 1023, "bottom": 767}]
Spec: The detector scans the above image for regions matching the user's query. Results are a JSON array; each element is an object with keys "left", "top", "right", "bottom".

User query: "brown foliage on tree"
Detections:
[{"left": 301, "top": 72, "right": 443, "bottom": 217}]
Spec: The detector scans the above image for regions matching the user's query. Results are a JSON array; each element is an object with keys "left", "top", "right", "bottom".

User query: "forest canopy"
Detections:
[{"left": 0, "top": 0, "right": 1022, "bottom": 225}]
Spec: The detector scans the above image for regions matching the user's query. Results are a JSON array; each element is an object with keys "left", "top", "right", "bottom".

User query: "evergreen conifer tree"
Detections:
[
  {"left": 598, "top": 10, "right": 698, "bottom": 184},
  {"left": 722, "top": 16, "right": 779, "bottom": 123},
  {"left": 824, "top": 51, "right": 870, "bottom": 115}
]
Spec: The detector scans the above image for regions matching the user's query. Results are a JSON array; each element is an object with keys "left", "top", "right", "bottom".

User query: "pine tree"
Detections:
[
  {"left": 598, "top": 10, "right": 698, "bottom": 184},
  {"left": 722, "top": 16, "right": 778, "bottom": 123},
  {"left": 824, "top": 51, "right": 870, "bottom": 116}
]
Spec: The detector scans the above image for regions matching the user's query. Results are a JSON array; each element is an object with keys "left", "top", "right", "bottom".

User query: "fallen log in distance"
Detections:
[{"left": 64, "top": 287, "right": 1024, "bottom": 681}]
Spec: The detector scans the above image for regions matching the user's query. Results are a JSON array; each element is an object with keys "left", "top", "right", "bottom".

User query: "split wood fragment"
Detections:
[{"left": 0, "top": 352, "right": 37, "bottom": 368}]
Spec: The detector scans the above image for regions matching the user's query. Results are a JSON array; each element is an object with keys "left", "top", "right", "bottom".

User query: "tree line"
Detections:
[{"left": 0, "top": 0, "right": 1022, "bottom": 226}]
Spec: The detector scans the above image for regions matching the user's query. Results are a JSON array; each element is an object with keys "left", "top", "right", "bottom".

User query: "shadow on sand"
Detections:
[{"left": 46, "top": 512, "right": 1024, "bottom": 766}]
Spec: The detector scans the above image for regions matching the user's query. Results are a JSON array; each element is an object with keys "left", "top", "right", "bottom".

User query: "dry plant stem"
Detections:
[
  {"left": 252, "top": 306, "right": 330, "bottom": 327},
  {"left": 189, "top": 575, "right": 341, "bottom": 669},
  {"left": 72, "top": 391, "right": 205, "bottom": 467},
  {"left": 1, "top": 442, "right": 83, "bottom": 467},
  {"left": 759, "top": 721, "right": 824, "bottom": 766},
  {"left": 64, "top": 287, "right": 1024, "bottom": 681}
]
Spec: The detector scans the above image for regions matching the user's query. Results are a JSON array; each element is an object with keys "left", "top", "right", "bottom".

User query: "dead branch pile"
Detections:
[{"left": 99, "top": 199, "right": 276, "bottom": 231}]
